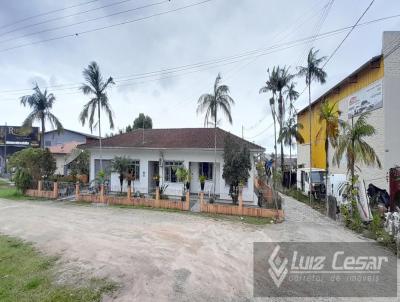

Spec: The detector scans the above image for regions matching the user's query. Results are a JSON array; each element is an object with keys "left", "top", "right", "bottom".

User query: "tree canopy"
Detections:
[{"left": 125, "top": 113, "right": 153, "bottom": 132}]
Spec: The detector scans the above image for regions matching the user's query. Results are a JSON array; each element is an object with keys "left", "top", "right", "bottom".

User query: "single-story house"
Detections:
[{"left": 80, "top": 128, "right": 265, "bottom": 203}]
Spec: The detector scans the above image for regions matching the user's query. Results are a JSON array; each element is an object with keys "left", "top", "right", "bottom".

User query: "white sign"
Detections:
[{"left": 347, "top": 79, "right": 383, "bottom": 118}]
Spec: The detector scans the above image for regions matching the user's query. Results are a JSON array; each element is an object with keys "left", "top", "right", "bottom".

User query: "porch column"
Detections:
[
  {"left": 155, "top": 187, "right": 160, "bottom": 208},
  {"left": 38, "top": 180, "right": 43, "bottom": 192},
  {"left": 127, "top": 185, "right": 131, "bottom": 199},
  {"left": 200, "top": 192, "right": 204, "bottom": 212}
]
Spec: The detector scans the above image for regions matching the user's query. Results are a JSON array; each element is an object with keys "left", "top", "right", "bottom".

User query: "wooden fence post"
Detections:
[
  {"left": 155, "top": 187, "right": 160, "bottom": 208},
  {"left": 100, "top": 184, "right": 104, "bottom": 203},
  {"left": 75, "top": 181, "right": 80, "bottom": 201},
  {"left": 38, "top": 180, "right": 43, "bottom": 192},
  {"left": 127, "top": 185, "right": 131, "bottom": 199},
  {"left": 238, "top": 187, "right": 243, "bottom": 215},
  {"left": 200, "top": 192, "right": 204, "bottom": 212},
  {"left": 185, "top": 191, "right": 190, "bottom": 210},
  {"left": 53, "top": 181, "right": 59, "bottom": 199}
]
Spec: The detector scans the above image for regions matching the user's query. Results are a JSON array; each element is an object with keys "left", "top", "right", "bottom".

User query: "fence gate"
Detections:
[{"left": 57, "top": 182, "right": 76, "bottom": 200}]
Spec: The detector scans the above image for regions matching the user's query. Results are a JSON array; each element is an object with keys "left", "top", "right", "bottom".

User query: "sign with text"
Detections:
[
  {"left": 254, "top": 242, "right": 397, "bottom": 297},
  {"left": 347, "top": 79, "right": 383, "bottom": 118},
  {"left": 0, "top": 126, "right": 39, "bottom": 146}
]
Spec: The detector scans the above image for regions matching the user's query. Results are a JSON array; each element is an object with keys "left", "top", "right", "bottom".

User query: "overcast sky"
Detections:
[{"left": 0, "top": 0, "right": 398, "bottom": 153}]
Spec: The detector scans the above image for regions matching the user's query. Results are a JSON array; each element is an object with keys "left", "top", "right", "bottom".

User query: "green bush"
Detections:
[{"left": 13, "top": 169, "right": 33, "bottom": 193}]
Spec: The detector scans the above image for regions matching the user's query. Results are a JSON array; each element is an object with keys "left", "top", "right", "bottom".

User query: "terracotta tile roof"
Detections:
[
  {"left": 48, "top": 141, "right": 80, "bottom": 154},
  {"left": 80, "top": 128, "right": 264, "bottom": 151}
]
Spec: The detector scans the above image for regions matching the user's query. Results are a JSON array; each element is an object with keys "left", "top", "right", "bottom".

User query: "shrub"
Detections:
[{"left": 13, "top": 169, "right": 33, "bottom": 193}]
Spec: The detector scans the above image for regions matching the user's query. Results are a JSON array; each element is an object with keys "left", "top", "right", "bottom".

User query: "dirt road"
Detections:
[{"left": 0, "top": 197, "right": 397, "bottom": 301}]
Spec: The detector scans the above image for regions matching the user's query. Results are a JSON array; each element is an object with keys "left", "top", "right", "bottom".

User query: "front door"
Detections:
[{"left": 148, "top": 161, "right": 160, "bottom": 193}]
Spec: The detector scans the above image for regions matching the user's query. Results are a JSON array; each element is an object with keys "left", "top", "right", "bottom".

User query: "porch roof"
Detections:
[{"left": 80, "top": 127, "right": 264, "bottom": 152}]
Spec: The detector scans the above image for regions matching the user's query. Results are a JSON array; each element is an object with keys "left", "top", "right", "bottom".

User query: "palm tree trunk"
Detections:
[
  {"left": 289, "top": 142, "right": 292, "bottom": 189},
  {"left": 279, "top": 92, "right": 284, "bottom": 173},
  {"left": 325, "top": 137, "right": 329, "bottom": 213},
  {"left": 308, "top": 78, "right": 312, "bottom": 204},
  {"left": 98, "top": 99, "right": 103, "bottom": 171},
  {"left": 41, "top": 114, "right": 45, "bottom": 149},
  {"left": 213, "top": 109, "right": 217, "bottom": 198}
]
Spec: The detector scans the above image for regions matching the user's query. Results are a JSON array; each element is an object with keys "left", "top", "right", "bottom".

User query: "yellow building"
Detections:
[
  {"left": 297, "top": 55, "right": 383, "bottom": 169},
  {"left": 297, "top": 31, "right": 400, "bottom": 190}
]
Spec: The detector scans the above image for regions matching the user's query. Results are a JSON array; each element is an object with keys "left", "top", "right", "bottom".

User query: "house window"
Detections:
[
  {"left": 164, "top": 161, "right": 183, "bottom": 182},
  {"left": 94, "top": 159, "right": 112, "bottom": 178},
  {"left": 45, "top": 140, "right": 52, "bottom": 147},
  {"left": 127, "top": 160, "right": 140, "bottom": 180},
  {"left": 199, "top": 162, "right": 213, "bottom": 180}
]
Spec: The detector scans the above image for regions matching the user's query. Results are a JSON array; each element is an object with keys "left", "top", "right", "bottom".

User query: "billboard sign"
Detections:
[
  {"left": 347, "top": 79, "right": 383, "bottom": 118},
  {"left": 0, "top": 126, "right": 40, "bottom": 146}
]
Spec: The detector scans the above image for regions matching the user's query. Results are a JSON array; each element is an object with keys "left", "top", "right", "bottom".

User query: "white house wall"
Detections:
[{"left": 88, "top": 148, "right": 257, "bottom": 203}]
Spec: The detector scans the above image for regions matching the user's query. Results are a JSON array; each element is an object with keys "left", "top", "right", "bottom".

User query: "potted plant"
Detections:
[
  {"left": 199, "top": 175, "right": 206, "bottom": 191},
  {"left": 186, "top": 174, "right": 191, "bottom": 191},
  {"left": 153, "top": 174, "right": 160, "bottom": 187}
]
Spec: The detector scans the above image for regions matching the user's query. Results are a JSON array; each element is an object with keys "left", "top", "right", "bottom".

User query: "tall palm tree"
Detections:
[
  {"left": 260, "top": 66, "right": 294, "bottom": 170},
  {"left": 316, "top": 100, "right": 341, "bottom": 204},
  {"left": 197, "top": 73, "right": 234, "bottom": 197},
  {"left": 79, "top": 61, "right": 115, "bottom": 171},
  {"left": 298, "top": 48, "right": 327, "bottom": 203},
  {"left": 333, "top": 112, "right": 381, "bottom": 193},
  {"left": 278, "top": 117, "right": 304, "bottom": 188},
  {"left": 20, "top": 85, "right": 63, "bottom": 149},
  {"left": 285, "top": 82, "right": 299, "bottom": 118}
]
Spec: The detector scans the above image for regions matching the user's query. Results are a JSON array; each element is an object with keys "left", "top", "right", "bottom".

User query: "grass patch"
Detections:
[
  {"left": 0, "top": 180, "right": 48, "bottom": 201},
  {"left": 0, "top": 235, "right": 118, "bottom": 302}
]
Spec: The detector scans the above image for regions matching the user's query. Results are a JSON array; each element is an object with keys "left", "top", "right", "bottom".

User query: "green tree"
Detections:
[
  {"left": 197, "top": 73, "right": 235, "bottom": 197},
  {"left": 316, "top": 101, "right": 342, "bottom": 204},
  {"left": 79, "top": 61, "right": 115, "bottom": 171},
  {"left": 222, "top": 137, "right": 251, "bottom": 204},
  {"left": 131, "top": 113, "right": 153, "bottom": 131},
  {"left": 69, "top": 150, "right": 90, "bottom": 177},
  {"left": 333, "top": 112, "right": 381, "bottom": 193},
  {"left": 111, "top": 156, "right": 131, "bottom": 193},
  {"left": 297, "top": 48, "right": 327, "bottom": 203},
  {"left": 9, "top": 148, "right": 56, "bottom": 191},
  {"left": 278, "top": 117, "right": 304, "bottom": 188},
  {"left": 260, "top": 66, "right": 295, "bottom": 171},
  {"left": 20, "top": 85, "right": 63, "bottom": 149}
]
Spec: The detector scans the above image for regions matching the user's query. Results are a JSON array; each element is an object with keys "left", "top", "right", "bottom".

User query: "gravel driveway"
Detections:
[{"left": 0, "top": 197, "right": 398, "bottom": 301}]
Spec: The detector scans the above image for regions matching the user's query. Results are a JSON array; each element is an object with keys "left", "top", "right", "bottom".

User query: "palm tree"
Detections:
[
  {"left": 79, "top": 61, "right": 115, "bottom": 171},
  {"left": 278, "top": 117, "right": 304, "bottom": 188},
  {"left": 285, "top": 82, "right": 299, "bottom": 118},
  {"left": 298, "top": 48, "right": 327, "bottom": 203},
  {"left": 316, "top": 100, "right": 341, "bottom": 204},
  {"left": 20, "top": 85, "right": 63, "bottom": 149},
  {"left": 197, "top": 73, "right": 234, "bottom": 197},
  {"left": 333, "top": 112, "right": 381, "bottom": 194},
  {"left": 111, "top": 156, "right": 131, "bottom": 193},
  {"left": 260, "top": 66, "right": 294, "bottom": 170}
]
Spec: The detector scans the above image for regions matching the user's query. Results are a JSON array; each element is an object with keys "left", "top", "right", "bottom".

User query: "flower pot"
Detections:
[
  {"left": 200, "top": 182, "right": 205, "bottom": 191},
  {"left": 186, "top": 181, "right": 190, "bottom": 190}
]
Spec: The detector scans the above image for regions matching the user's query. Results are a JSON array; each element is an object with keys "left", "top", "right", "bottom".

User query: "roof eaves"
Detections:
[{"left": 297, "top": 54, "right": 382, "bottom": 115}]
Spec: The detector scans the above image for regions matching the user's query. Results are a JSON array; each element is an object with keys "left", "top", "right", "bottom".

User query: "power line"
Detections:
[
  {"left": 0, "top": 11, "right": 398, "bottom": 98},
  {"left": 0, "top": 0, "right": 102, "bottom": 30},
  {"left": 0, "top": 0, "right": 138, "bottom": 38},
  {"left": 0, "top": 0, "right": 212, "bottom": 53},
  {"left": 0, "top": 0, "right": 171, "bottom": 45},
  {"left": 323, "top": 0, "right": 375, "bottom": 68}
]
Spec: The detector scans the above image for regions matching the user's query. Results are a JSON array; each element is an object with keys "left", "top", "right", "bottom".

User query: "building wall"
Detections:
[
  {"left": 383, "top": 32, "right": 400, "bottom": 173},
  {"left": 44, "top": 131, "right": 87, "bottom": 147},
  {"left": 87, "top": 148, "right": 257, "bottom": 203},
  {"left": 54, "top": 154, "right": 67, "bottom": 175},
  {"left": 297, "top": 57, "right": 384, "bottom": 170}
]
